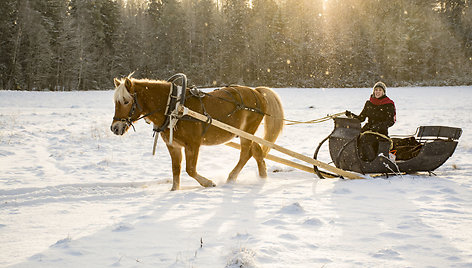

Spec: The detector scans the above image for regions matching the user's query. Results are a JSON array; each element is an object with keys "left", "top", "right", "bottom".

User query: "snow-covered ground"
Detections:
[{"left": 1, "top": 86, "right": 471, "bottom": 267}]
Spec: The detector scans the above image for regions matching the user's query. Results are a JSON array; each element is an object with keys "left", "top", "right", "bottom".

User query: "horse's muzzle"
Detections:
[{"left": 110, "top": 121, "right": 128, "bottom": 135}]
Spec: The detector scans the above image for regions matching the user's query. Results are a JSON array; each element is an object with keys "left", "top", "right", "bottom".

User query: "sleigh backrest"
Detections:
[{"left": 415, "top": 126, "right": 462, "bottom": 142}]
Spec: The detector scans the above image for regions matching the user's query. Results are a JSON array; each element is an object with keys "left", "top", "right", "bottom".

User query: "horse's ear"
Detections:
[
  {"left": 124, "top": 78, "right": 132, "bottom": 91},
  {"left": 114, "top": 78, "right": 121, "bottom": 88}
]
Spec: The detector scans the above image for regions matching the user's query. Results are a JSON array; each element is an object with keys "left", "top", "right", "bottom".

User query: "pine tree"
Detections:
[
  {"left": 220, "top": 0, "right": 250, "bottom": 84},
  {"left": 0, "top": 0, "right": 19, "bottom": 89},
  {"left": 181, "top": 0, "right": 219, "bottom": 85},
  {"left": 247, "top": 0, "right": 280, "bottom": 85},
  {"left": 10, "top": 0, "right": 54, "bottom": 90}
]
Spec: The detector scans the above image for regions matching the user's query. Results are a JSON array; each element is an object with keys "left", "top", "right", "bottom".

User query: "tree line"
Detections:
[{"left": 0, "top": 0, "right": 471, "bottom": 91}]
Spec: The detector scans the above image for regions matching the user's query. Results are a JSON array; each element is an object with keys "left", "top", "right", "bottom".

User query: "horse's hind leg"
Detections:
[
  {"left": 184, "top": 146, "right": 216, "bottom": 188},
  {"left": 227, "top": 138, "right": 253, "bottom": 182},
  {"left": 166, "top": 144, "right": 183, "bottom": 191},
  {"left": 251, "top": 142, "right": 267, "bottom": 178}
]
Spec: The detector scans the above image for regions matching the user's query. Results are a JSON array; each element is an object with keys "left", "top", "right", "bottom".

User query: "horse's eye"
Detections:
[{"left": 123, "top": 100, "right": 130, "bottom": 105}]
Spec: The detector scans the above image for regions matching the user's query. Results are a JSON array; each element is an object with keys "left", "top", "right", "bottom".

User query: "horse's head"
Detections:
[{"left": 111, "top": 77, "right": 140, "bottom": 135}]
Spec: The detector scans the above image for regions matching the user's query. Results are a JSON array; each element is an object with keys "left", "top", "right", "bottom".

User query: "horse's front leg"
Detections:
[
  {"left": 184, "top": 145, "right": 216, "bottom": 188},
  {"left": 166, "top": 144, "right": 183, "bottom": 191}
]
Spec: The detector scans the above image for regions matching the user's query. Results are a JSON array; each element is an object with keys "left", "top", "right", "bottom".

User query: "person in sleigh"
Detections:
[{"left": 346, "top": 81, "right": 396, "bottom": 161}]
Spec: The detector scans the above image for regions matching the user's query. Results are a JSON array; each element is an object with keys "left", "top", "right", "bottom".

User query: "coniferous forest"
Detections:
[{"left": 0, "top": 0, "right": 471, "bottom": 91}]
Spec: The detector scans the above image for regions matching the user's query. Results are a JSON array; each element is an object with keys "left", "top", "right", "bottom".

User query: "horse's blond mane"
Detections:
[
  {"left": 113, "top": 75, "right": 169, "bottom": 104},
  {"left": 113, "top": 79, "right": 132, "bottom": 104}
]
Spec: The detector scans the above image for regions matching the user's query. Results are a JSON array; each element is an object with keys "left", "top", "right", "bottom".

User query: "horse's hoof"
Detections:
[
  {"left": 171, "top": 186, "right": 179, "bottom": 191},
  {"left": 206, "top": 181, "right": 216, "bottom": 187}
]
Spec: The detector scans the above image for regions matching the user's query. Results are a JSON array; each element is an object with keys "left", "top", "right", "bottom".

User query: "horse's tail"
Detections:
[{"left": 255, "top": 87, "right": 284, "bottom": 157}]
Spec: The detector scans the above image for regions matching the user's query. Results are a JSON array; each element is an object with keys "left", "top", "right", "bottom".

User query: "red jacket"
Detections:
[{"left": 355, "top": 95, "right": 396, "bottom": 135}]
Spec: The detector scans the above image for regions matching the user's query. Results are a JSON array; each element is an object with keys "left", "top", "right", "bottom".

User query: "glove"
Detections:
[{"left": 345, "top": 110, "right": 353, "bottom": 118}]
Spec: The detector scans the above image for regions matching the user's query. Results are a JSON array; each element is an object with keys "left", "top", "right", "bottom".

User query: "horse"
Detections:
[{"left": 110, "top": 76, "right": 284, "bottom": 190}]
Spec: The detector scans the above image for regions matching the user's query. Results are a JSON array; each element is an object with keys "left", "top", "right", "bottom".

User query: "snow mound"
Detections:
[
  {"left": 225, "top": 247, "right": 257, "bottom": 268},
  {"left": 279, "top": 202, "right": 305, "bottom": 214}
]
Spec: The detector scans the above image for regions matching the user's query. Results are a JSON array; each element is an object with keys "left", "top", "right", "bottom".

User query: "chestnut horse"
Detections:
[{"left": 111, "top": 77, "right": 284, "bottom": 190}]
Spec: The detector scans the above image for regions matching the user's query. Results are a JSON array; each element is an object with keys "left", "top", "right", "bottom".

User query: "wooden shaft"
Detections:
[
  {"left": 225, "top": 142, "right": 336, "bottom": 178},
  {"left": 180, "top": 106, "right": 365, "bottom": 180},
  {"left": 152, "top": 133, "right": 159, "bottom": 155}
]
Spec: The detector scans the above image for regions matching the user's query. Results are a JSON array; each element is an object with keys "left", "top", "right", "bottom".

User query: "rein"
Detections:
[
  {"left": 205, "top": 87, "right": 344, "bottom": 125},
  {"left": 283, "top": 112, "right": 346, "bottom": 125}
]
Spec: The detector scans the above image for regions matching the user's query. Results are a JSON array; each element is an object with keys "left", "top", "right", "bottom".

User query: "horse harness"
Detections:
[
  {"left": 183, "top": 85, "right": 265, "bottom": 136},
  {"left": 213, "top": 86, "right": 265, "bottom": 117},
  {"left": 152, "top": 75, "right": 265, "bottom": 135}
]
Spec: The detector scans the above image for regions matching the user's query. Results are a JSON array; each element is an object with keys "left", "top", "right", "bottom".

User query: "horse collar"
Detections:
[{"left": 153, "top": 82, "right": 181, "bottom": 133}]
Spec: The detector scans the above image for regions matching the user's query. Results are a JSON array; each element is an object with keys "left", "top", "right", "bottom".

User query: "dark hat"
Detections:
[{"left": 373, "top": 81, "right": 387, "bottom": 93}]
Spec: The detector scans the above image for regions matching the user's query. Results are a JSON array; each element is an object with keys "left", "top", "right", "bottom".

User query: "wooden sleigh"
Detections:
[{"left": 313, "top": 117, "right": 462, "bottom": 178}]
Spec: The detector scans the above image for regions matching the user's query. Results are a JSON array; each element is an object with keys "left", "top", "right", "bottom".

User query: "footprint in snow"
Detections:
[
  {"left": 333, "top": 188, "right": 352, "bottom": 194},
  {"left": 440, "top": 187, "right": 458, "bottom": 194},
  {"left": 0, "top": 150, "right": 14, "bottom": 156},
  {"left": 414, "top": 196, "right": 433, "bottom": 202},
  {"left": 447, "top": 256, "right": 461, "bottom": 261},
  {"left": 279, "top": 202, "right": 305, "bottom": 214},
  {"left": 261, "top": 218, "right": 289, "bottom": 230},
  {"left": 379, "top": 231, "right": 412, "bottom": 239},
  {"left": 51, "top": 236, "right": 72, "bottom": 248},
  {"left": 311, "top": 257, "right": 332, "bottom": 264},
  {"left": 446, "top": 196, "right": 465, "bottom": 202},
  {"left": 372, "top": 248, "right": 402, "bottom": 260},
  {"left": 232, "top": 232, "right": 255, "bottom": 242},
  {"left": 262, "top": 218, "right": 286, "bottom": 226},
  {"left": 113, "top": 223, "right": 133, "bottom": 232},
  {"left": 302, "top": 217, "right": 323, "bottom": 227},
  {"left": 279, "top": 233, "right": 298, "bottom": 240}
]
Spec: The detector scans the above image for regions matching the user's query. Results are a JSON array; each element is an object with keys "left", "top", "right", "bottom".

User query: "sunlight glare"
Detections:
[{"left": 323, "top": 0, "right": 329, "bottom": 11}]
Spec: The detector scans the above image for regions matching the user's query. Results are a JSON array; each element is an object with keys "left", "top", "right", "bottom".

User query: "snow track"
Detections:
[{"left": 0, "top": 180, "right": 170, "bottom": 207}]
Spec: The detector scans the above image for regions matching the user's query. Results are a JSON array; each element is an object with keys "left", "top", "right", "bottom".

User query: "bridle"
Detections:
[
  {"left": 113, "top": 92, "right": 142, "bottom": 132},
  {"left": 113, "top": 92, "right": 164, "bottom": 132},
  {"left": 112, "top": 74, "right": 188, "bottom": 133}
]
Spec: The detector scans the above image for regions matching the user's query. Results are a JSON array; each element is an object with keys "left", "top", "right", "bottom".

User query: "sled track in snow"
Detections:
[{"left": 0, "top": 179, "right": 171, "bottom": 207}]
